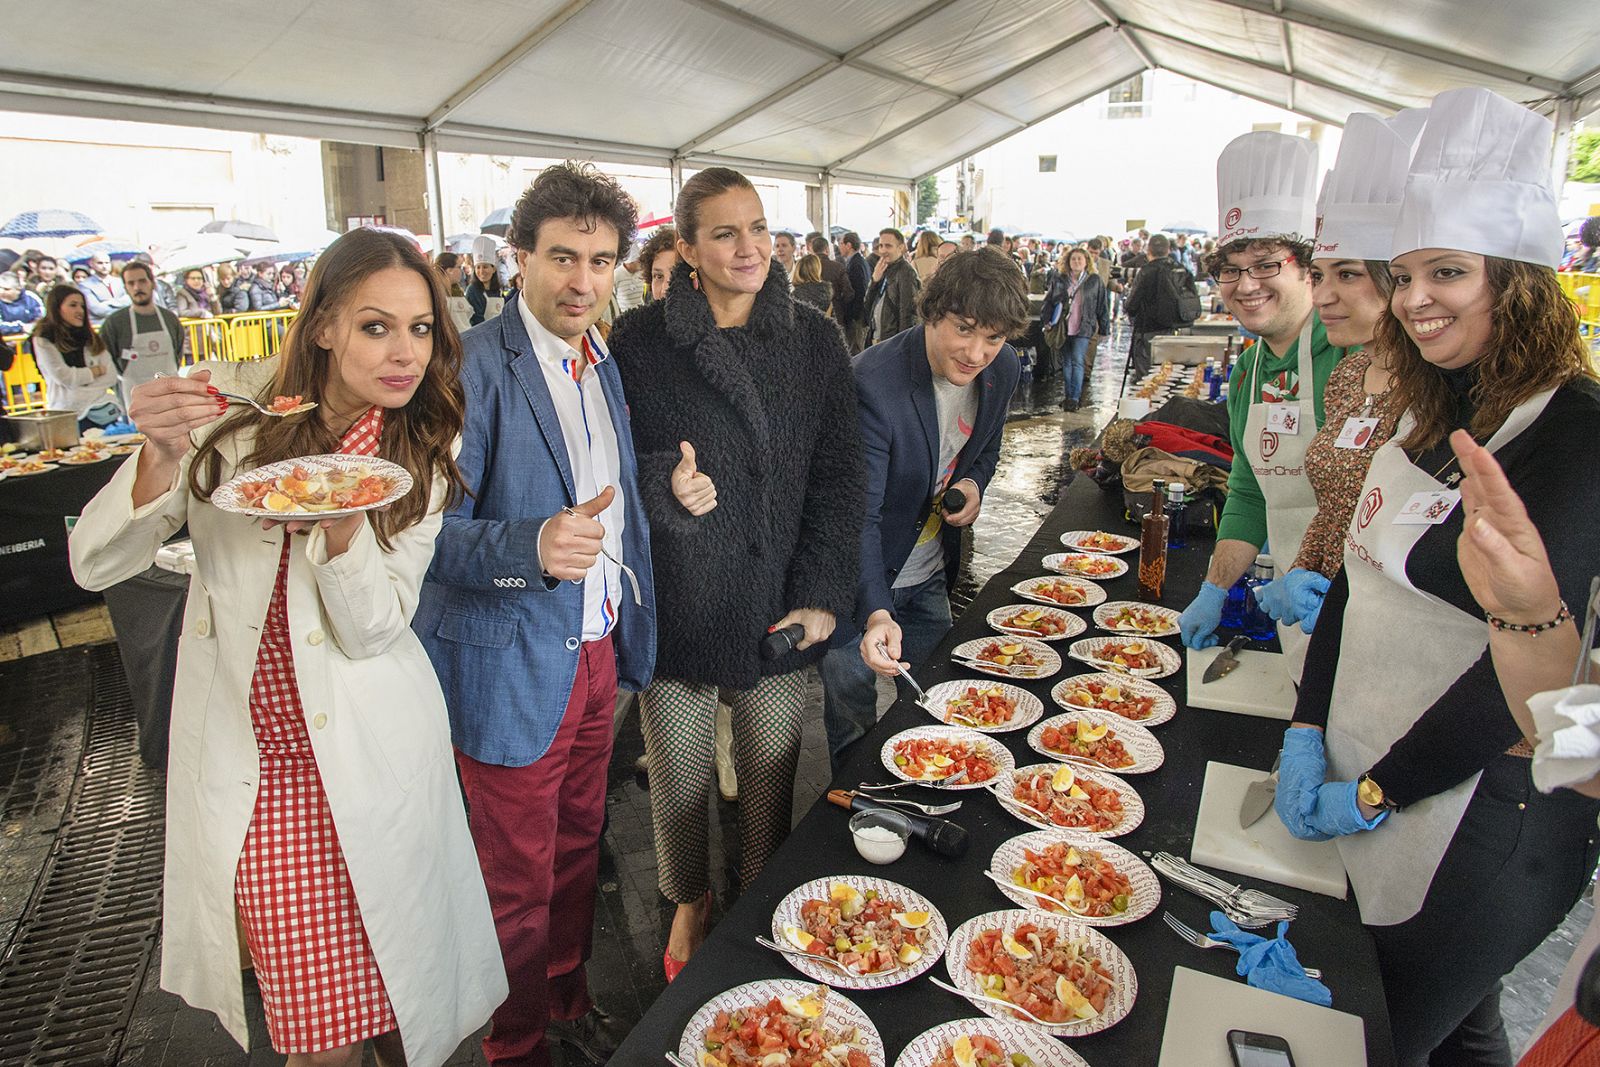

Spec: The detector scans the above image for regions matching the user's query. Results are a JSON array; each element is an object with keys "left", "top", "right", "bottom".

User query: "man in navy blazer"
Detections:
[
  {"left": 819, "top": 250, "right": 1029, "bottom": 764},
  {"left": 415, "top": 163, "right": 655, "bottom": 1067}
]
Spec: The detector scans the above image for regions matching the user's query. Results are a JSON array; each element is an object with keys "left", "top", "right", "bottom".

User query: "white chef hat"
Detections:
[
  {"left": 1314, "top": 111, "right": 1426, "bottom": 261},
  {"left": 1390, "top": 87, "right": 1563, "bottom": 268},
  {"left": 471, "top": 235, "right": 499, "bottom": 263},
  {"left": 1216, "top": 132, "right": 1319, "bottom": 244}
]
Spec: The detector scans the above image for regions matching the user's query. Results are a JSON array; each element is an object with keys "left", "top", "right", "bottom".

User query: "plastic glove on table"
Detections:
[{"left": 1208, "top": 911, "right": 1333, "bottom": 1007}]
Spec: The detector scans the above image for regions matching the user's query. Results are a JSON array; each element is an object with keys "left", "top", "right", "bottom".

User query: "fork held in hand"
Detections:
[{"left": 560, "top": 505, "right": 643, "bottom": 606}]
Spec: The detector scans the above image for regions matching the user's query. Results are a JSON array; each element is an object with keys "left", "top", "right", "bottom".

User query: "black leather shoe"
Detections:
[{"left": 548, "top": 1005, "right": 630, "bottom": 1064}]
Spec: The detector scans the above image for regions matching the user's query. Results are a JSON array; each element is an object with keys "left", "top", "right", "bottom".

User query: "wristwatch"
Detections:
[{"left": 1357, "top": 774, "right": 1398, "bottom": 812}]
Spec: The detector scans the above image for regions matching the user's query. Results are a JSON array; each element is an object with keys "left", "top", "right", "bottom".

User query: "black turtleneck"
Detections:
[{"left": 1296, "top": 373, "right": 1600, "bottom": 807}]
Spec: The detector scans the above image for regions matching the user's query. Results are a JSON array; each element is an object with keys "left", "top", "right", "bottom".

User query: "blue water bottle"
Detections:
[{"left": 1240, "top": 554, "right": 1279, "bottom": 641}]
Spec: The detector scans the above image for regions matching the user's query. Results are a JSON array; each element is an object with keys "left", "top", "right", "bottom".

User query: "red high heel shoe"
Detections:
[{"left": 663, "top": 891, "right": 713, "bottom": 982}]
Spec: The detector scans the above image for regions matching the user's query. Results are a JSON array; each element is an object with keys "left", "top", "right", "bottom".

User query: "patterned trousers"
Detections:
[{"left": 640, "top": 672, "right": 806, "bottom": 903}]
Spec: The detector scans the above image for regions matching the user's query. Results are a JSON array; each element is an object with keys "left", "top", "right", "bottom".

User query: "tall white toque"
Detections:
[
  {"left": 1390, "top": 87, "right": 1563, "bottom": 268},
  {"left": 1216, "top": 131, "right": 1319, "bottom": 244},
  {"left": 1314, "top": 110, "right": 1426, "bottom": 262}
]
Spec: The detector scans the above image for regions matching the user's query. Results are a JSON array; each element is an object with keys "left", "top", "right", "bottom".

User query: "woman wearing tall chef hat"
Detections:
[
  {"left": 1276, "top": 87, "right": 1600, "bottom": 1066},
  {"left": 1252, "top": 111, "right": 1424, "bottom": 634}
]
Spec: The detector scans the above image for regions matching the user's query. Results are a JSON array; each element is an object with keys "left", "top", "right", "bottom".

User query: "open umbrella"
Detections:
[
  {"left": 480, "top": 207, "right": 512, "bottom": 237},
  {"left": 154, "top": 233, "right": 255, "bottom": 274},
  {"left": 0, "top": 209, "right": 103, "bottom": 239},
  {"left": 65, "top": 239, "right": 145, "bottom": 264},
  {"left": 1160, "top": 221, "right": 1209, "bottom": 235},
  {"left": 0, "top": 250, "right": 20, "bottom": 273},
  {"left": 200, "top": 219, "right": 280, "bottom": 243}
]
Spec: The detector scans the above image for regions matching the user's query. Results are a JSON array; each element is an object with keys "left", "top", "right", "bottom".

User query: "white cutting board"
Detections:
[
  {"left": 1191, "top": 761, "right": 1348, "bottom": 899},
  {"left": 1186, "top": 646, "right": 1297, "bottom": 719},
  {"left": 1158, "top": 967, "right": 1368, "bottom": 1067}
]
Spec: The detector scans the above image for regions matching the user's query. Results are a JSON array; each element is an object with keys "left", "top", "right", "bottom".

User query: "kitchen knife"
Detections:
[
  {"left": 1203, "top": 635, "right": 1249, "bottom": 683},
  {"left": 1238, "top": 755, "right": 1281, "bottom": 828}
]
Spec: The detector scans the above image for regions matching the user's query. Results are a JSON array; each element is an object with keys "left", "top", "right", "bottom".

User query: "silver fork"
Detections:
[
  {"left": 878, "top": 642, "right": 945, "bottom": 717},
  {"left": 153, "top": 372, "right": 315, "bottom": 418},
  {"left": 953, "top": 656, "right": 1045, "bottom": 677},
  {"left": 664, "top": 1052, "right": 696, "bottom": 1067},
  {"left": 560, "top": 505, "right": 643, "bottom": 605},
  {"left": 1163, "top": 912, "right": 1322, "bottom": 978},
  {"left": 927, "top": 975, "right": 1057, "bottom": 1027},
  {"left": 860, "top": 769, "right": 969, "bottom": 791},
  {"left": 754, "top": 935, "right": 900, "bottom": 977},
  {"left": 856, "top": 793, "right": 962, "bottom": 817}
]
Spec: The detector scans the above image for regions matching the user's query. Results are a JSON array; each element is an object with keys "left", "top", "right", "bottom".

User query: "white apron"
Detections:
[
  {"left": 1327, "top": 388, "right": 1557, "bottom": 926},
  {"left": 483, "top": 294, "right": 505, "bottom": 322},
  {"left": 447, "top": 294, "right": 473, "bottom": 335},
  {"left": 120, "top": 310, "right": 179, "bottom": 407},
  {"left": 1240, "top": 322, "right": 1318, "bottom": 679}
]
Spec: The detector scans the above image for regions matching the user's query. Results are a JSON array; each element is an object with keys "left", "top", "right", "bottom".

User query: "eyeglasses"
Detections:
[{"left": 1213, "top": 258, "right": 1293, "bottom": 284}]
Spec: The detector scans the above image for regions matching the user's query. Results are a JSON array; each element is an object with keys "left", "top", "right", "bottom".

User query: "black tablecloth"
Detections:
[
  {"left": 101, "top": 564, "right": 189, "bottom": 769},
  {"left": 612, "top": 474, "right": 1396, "bottom": 1065},
  {"left": 0, "top": 456, "right": 129, "bottom": 626}
]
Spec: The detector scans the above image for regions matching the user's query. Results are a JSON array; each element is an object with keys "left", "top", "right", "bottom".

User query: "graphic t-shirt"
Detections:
[{"left": 894, "top": 374, "right": 977, "bottom": 588}]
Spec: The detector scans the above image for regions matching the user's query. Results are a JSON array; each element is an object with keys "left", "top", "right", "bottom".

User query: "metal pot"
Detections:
[{"left": 6, "top": 410, "right": 79, "bottom": 451}]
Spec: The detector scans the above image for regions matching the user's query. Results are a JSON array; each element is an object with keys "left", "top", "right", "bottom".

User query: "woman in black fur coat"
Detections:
[{"left": 609, "top": 167, "right": 863, "bottom": 980}]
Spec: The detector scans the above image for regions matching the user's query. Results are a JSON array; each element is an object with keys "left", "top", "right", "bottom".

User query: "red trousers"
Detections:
[{"left": 455, "top": 635, "right": 617, "bottom": 1067}]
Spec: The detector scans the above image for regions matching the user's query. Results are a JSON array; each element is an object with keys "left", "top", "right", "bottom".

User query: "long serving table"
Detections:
[
  {"left": 0, "top": 455, "right": 130, "bottom": 626},
  {"left": 612, "top": 473, "right": 1396, "bottom": 1065}
]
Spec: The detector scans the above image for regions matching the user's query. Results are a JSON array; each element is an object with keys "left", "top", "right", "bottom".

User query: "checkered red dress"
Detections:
[{"left": 234, "top": 406, "right": 398, "bottom": 1053}]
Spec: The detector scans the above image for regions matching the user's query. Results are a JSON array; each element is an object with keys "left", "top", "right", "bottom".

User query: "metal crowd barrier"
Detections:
[
  {"left": 3, "top": 310, "right": 298, "bottom": 413},
  {"left": 1558, "top": 272, "right": 1600, "bottom": 337}
]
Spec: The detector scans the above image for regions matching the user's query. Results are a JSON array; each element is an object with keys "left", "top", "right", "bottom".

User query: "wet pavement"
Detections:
[{"left": 0, "top": 324, "right": 1587, "bottom": 1064}]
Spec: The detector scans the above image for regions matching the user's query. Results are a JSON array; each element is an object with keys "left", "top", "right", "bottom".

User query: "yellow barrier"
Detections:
[
  {"left": 3, "top": 310, "right": 297, "bottom": 413},
  {"left": 1558, "top": 271, "right": 1600, "bottom": 335}
]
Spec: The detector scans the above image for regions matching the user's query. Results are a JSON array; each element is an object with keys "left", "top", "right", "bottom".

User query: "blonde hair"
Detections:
[{"left": 792, "top": 253, "right": 823, "bottom": 286}]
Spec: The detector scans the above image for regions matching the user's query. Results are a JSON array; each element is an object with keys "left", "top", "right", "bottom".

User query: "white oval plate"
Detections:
[
  {"left": 988, "top": 829, "right": 1161, "bottom": 927},
  {"left": 996, "top": 763, "right": 1145, "bottom": 838},
  {"left": 1026, "top": 710, "right": 1165, "bottom": 774},
  {"left": 881, "top": 724, "right": 1016, "bottom": 789},
  {"left": 945, "top": 909, "right": 1137, "bottom": 1038},
  {"left": 1092, "top": 601, "right": 1182, "bottom": 638},
  {"left": 922, "top": 679, "right": 1045, "bottom": 734},
  {"left": 894, "top": 1017, "right": 1089, "bottom": 1067},
  {"left": 678, "top": 979, "right": 884, "bottom": 1066},
  {"left": 986, "top": 603, "right": 1086, "bottom": 642},
  {"left": 771, "top": 876, "right": 947, "bottom": 989},
  {"left": 1050, "top": 672, "right": 1177, "bottom": 727},
  {"left": 1010, "top": 575, "right": 1107, "bottom": 609},
  {"left": 214, "top": 453, "right": 412, "bottom": 520},
  {"left": 1058, "top": 529, "right": 1140, "bottom": 555},
  {"left": 950, "top": 636, "right": 1062, "bottom": 681},
  {"left": 1067, "top": 636, "right": 1183, "bottom": 680},
  {"left": 60, "top": 450, "right": 112, "bottom": 465},
  {"left": 1043, "top": 551, "right": 1130, "bottom": 580},
  {"left": 4, "top": 462, "right": 57, "bottom": 476}
]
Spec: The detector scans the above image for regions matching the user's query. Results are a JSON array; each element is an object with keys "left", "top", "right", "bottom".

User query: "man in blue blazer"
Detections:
[
  {"left": 820, "top": 250, "right": 1029, "bottom": 764},
  {"left": 415, "top": 163, "right": 655, "bottom": 1067}
]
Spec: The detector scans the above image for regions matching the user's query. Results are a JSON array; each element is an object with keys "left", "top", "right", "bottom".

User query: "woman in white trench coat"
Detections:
[{"left": 68, "top": 229, "right": 505, "bottom": 1067}]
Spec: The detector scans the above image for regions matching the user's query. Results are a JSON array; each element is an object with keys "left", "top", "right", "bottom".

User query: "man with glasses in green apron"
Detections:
[{"left": 1177, "top": 132, "right": 1346, "bottom": 682}]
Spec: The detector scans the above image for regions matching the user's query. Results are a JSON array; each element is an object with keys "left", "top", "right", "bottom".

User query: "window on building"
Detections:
[
  {"left": 1107, "top": 75, "right": 1149, "bottom": 119},
  {"left": 1038, "top": 155, "right": 1057, "bottom": 173}
]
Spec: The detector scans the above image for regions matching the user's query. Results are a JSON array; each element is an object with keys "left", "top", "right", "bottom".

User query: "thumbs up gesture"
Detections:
[
  {"left": 539, "top": 485, "right": 614, "bottom": 581},
  {"left": 670, "top": 441, "right": 718, "bottom": 516}
]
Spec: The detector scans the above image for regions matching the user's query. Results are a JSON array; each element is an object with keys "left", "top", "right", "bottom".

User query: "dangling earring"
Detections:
[{"left": 690, "top": 268, "right": 700, "bottom": 291}]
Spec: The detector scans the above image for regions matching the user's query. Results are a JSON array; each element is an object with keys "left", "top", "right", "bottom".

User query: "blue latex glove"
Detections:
[
  {"left": 1252, "top": 568, "right": 1330, "bottom": 628},
  {"left": 1208, "top": 912, "right": 1334, "bottom": 1007},
  {"left": 1297, "top": 585, "right": 1327, "bottom": 633},
  {"left": 1179, "top": 581, "right": 1227, "bottom": 649},
  {"left": 1275, "top": 727, "right": 1388, "bottom": 841}
]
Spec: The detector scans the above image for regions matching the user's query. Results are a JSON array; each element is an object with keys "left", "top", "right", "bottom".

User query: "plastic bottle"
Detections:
[
  {"left": 1165, "top": 481, "right": 1189, "bottom": 550},
  {"left": 1240, "top": 554, "right": 1279, "bottom": 641}
]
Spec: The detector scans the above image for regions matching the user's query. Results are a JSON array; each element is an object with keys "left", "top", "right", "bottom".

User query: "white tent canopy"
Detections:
[{"left": 4, "top": 0, "right": 1596, "bottom": 192}]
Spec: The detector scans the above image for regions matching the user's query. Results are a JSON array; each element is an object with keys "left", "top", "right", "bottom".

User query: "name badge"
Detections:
[
  {"left": 1393, "top": 489, "right": 1461, "bottom": 526},
  {"left": 1265, "top": 403, "right": 1301, "bottom": 435},
  {"left": 1334, "top": 417, "right": 1381, "bottom": 450}
]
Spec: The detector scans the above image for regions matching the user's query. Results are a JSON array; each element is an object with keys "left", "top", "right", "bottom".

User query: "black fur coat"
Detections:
[{"left": 610, "top": 261, "right": 864, "bottom": 687}]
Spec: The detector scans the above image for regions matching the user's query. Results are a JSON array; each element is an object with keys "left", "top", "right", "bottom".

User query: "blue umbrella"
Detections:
[
  {"left": 0, "top": 209, "right": 103, "bottom": 239},
  {"left": 480, "top": 207, "right": 512, "bottom": 237},
  {"left": 65, "top": 239, "right": 144, "bottom": 264}
]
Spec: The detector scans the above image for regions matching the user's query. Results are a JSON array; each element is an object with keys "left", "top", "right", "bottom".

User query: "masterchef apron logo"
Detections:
[
  {"left": 1357, "top": 487, "right": 1383, "bottom": 531},
  {"left": 1225, "top": 207, "right": 1243, "bottom": 230},
  {"left": 1345, "top": 530, "right": 1384, "bottom": 572},
  {"left": 1252, "top": 463, "right": 1304, "bottom": 477},
  {"left": 1259, "top": 429, "right": 1279, "bottom": 459}
]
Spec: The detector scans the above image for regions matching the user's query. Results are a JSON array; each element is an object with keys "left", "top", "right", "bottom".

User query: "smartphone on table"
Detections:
[{"left": 1227, "top": 1030, "right": 1296, "bottom": 1067}]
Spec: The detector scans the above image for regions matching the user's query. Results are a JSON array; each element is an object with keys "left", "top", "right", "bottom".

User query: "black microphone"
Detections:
[
  {"left": 760, "top": 622, "right": 807, "bottom": 661},
  {"left": 940, "top": 486, "right": 967, "bottom": 514},
  {"left": 828, "top": 790, "right": 970, "bottom": 859}
]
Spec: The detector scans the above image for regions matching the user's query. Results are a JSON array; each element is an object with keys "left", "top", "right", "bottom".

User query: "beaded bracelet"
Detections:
[{"left": 1485, "top": 601, "right": 1572, "bottom": 634}]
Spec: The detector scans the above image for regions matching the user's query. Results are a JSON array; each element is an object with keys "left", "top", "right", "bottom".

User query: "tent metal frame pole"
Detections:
[
  {"left": 820, "top": 172, "right": 833, "bottom": 240},
  {"left": 424, "top": 0, "right": 597, "bottom": 130},
  {"left": 1080, "top": 0, "right": 1158, "bottom": 72},
  {"left": 1551, "top": 97, "right": 1577, "bottom": 202},
  {"left": 827, "top": 22, "right": 1112, "bottom": 171},
  {"left": 1169, "top": 68, "right": 1346, "bottom": 129},
  {"left": 670, "top": 158, "right": 684, "bottom": 202},
  {"left": 1196, "top": 0, "right": 1566, "bottom": 94},
  {"left": 422, "top": 130, "right": 446, "bottom": 251}
]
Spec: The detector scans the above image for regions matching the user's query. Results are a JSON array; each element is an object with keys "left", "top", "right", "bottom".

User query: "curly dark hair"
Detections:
[
  {"left": 638, "top": 227, "right": 677, "bottom": 291},
  {"left": 1204, "top": 235, "right": 1315, "bottom": 280},
  {"left": 1581, "top": 216, "right": 1600, "bottom": 250},
  {"left": 917, "top": 250, "right": 1029, "bottom": 335},
  {"left": 506, "top": 161, "right": 638, "bottom": 261}
]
